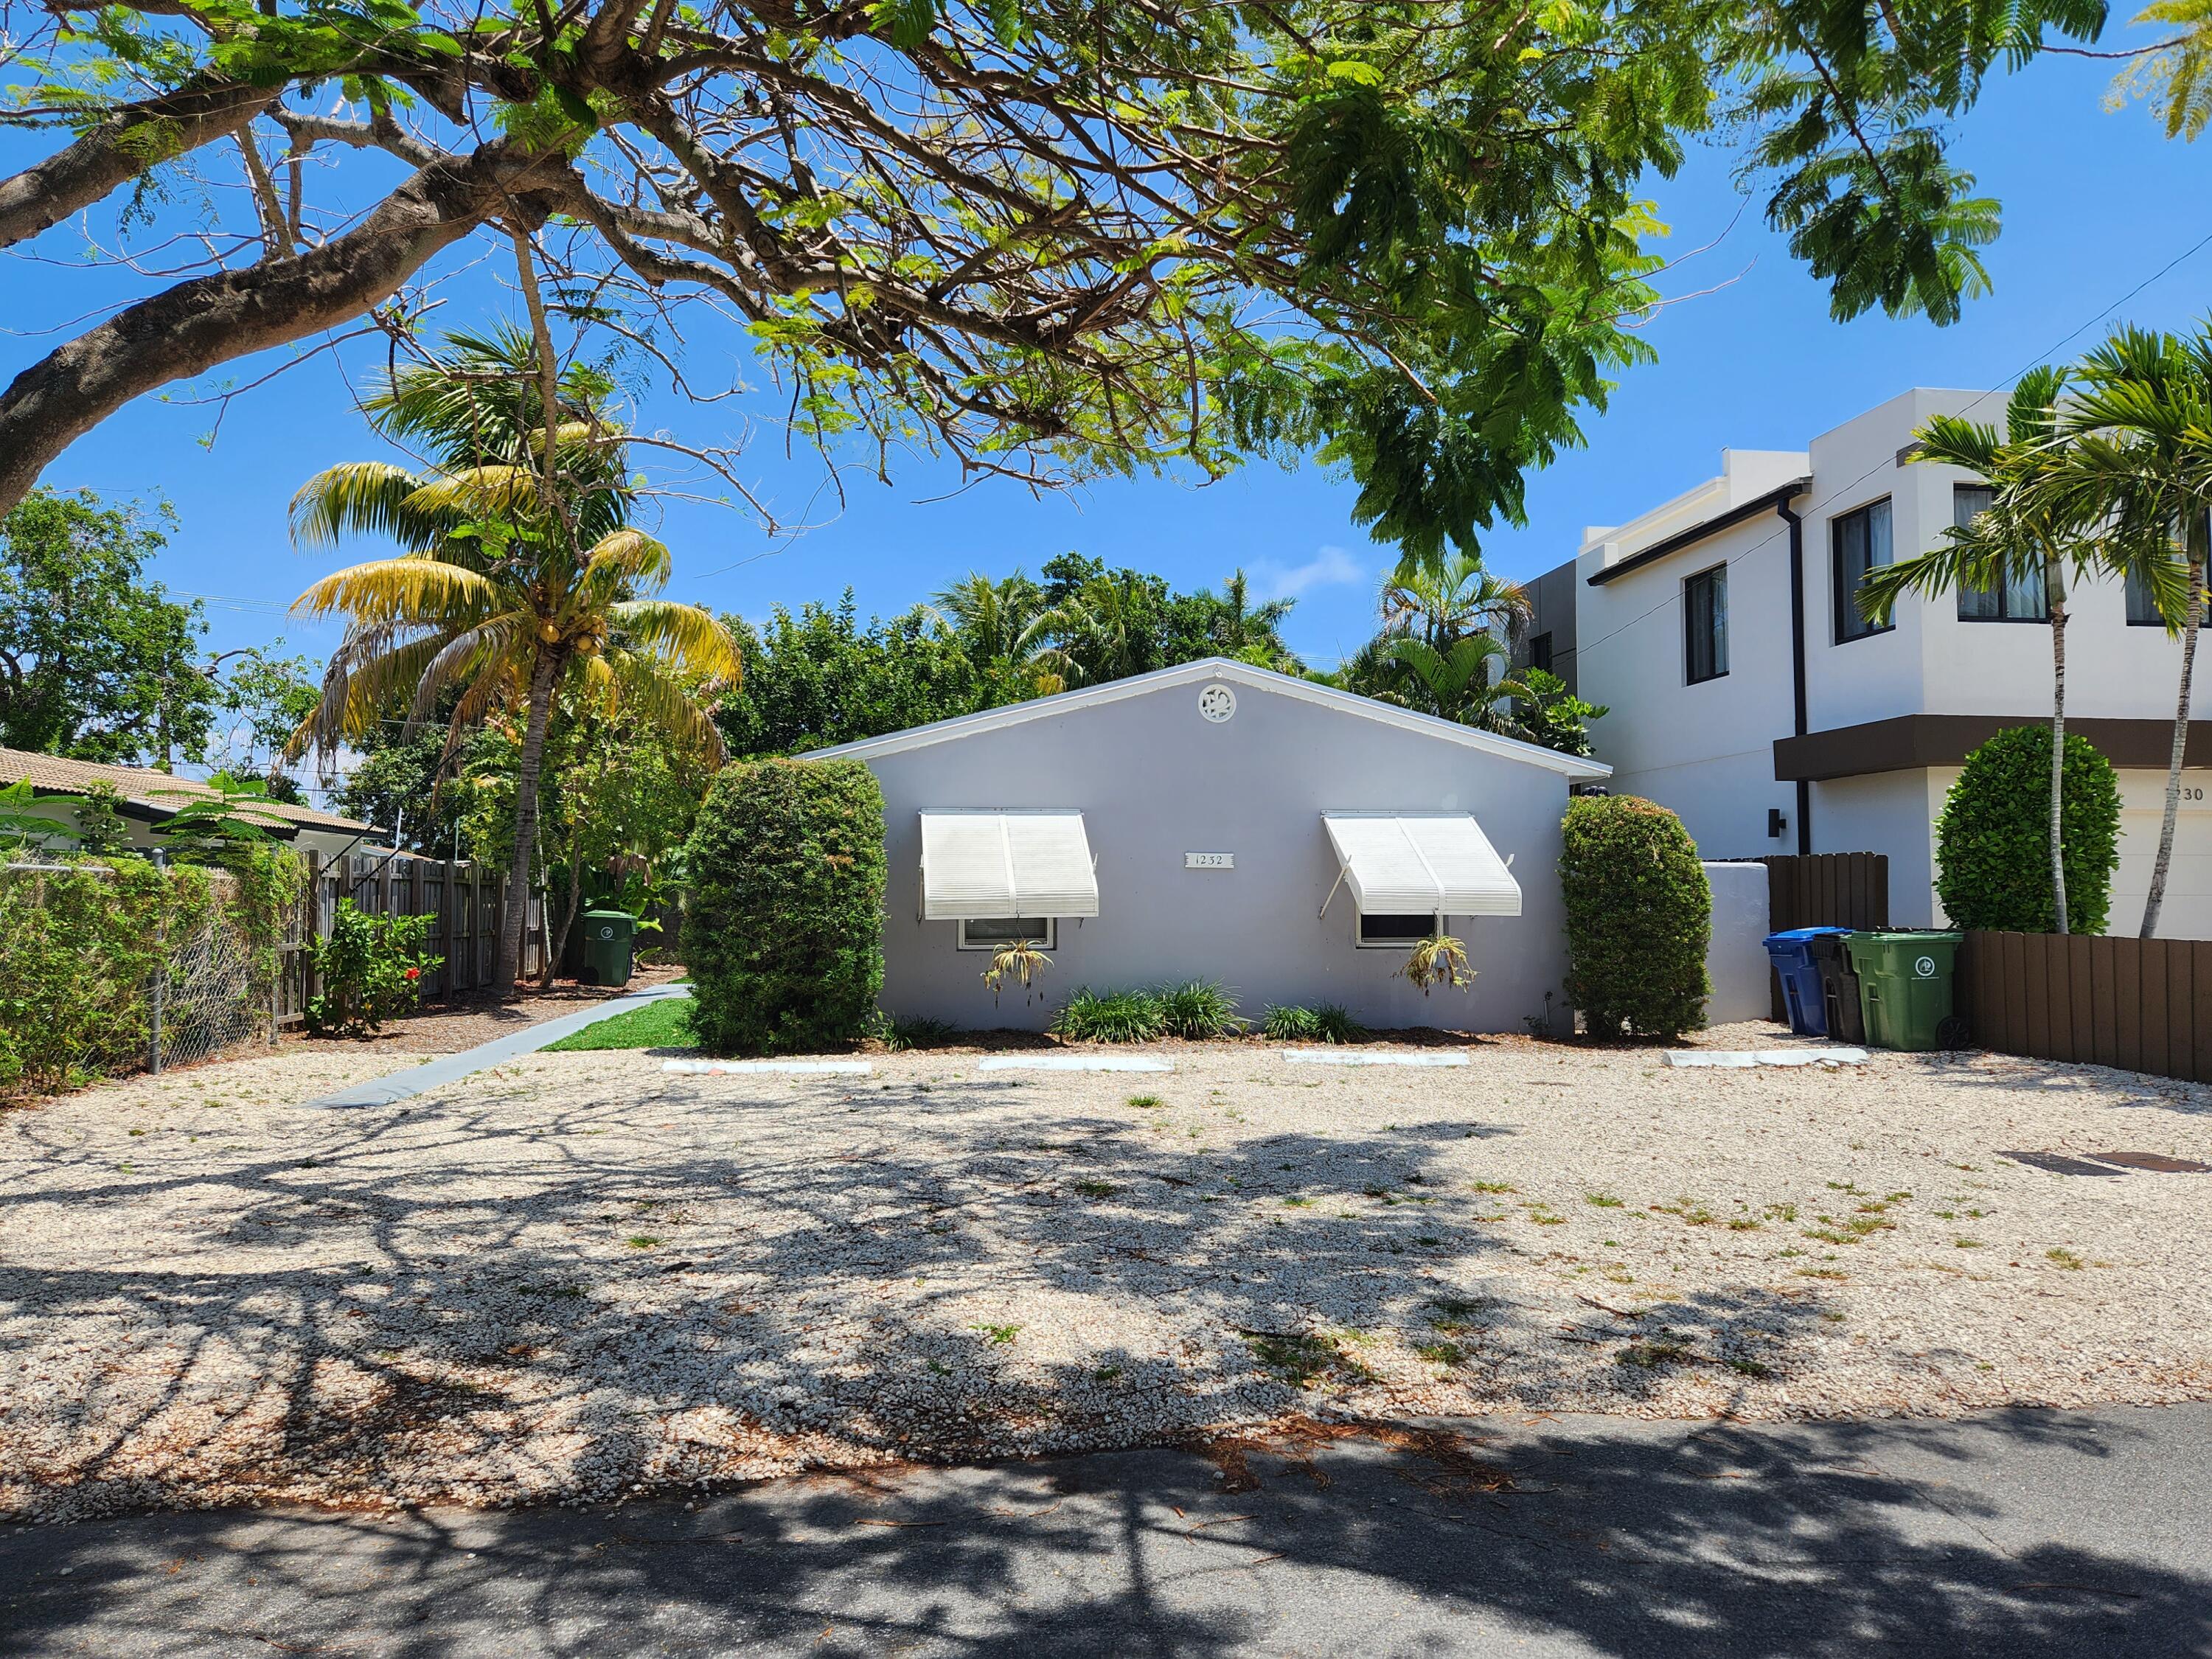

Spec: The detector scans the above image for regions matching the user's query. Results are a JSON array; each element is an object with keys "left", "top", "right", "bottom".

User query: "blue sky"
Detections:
[{"left": 4, "top": 50, "right": 2208, "bottom": 673}]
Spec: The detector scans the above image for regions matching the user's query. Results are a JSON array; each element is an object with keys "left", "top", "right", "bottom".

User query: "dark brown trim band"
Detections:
[{"left": 1775, "top": 714, "right": 2212, "bottom": 782}]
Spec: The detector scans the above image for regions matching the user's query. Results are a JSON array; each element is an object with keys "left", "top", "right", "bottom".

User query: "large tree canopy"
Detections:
[
  {"left": 0, "top": 487, "right": 215, "bottom": 765},
  {"left": 0, "top": 0, "right": 2107, "bottom": 549}
]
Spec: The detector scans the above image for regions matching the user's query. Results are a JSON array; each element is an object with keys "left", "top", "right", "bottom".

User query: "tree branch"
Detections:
[
  {"left": 0, "top": 75, "right": 281, "bottom": 251},
  {"left": 0, "top": 144, "right": 564, "bottom": 516}
]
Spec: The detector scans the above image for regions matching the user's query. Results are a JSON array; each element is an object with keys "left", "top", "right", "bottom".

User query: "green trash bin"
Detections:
[
  {"left": 577, "top": 909, "right": 636, "bottom": 987},
  {"left": 1843, "top": 930, "right": 1966, "bottom": 1051}
]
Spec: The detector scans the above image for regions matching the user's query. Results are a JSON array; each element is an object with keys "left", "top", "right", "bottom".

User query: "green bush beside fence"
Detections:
[
  {"left": 1560, "top": 795, "right": 1711, "bottom": 1041},
  {"left": 683, "top": 759, "right": 887, "bottom": 1055}
]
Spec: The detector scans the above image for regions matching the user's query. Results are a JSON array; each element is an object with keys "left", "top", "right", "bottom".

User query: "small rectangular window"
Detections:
[
  {"left": 1683, "top": 565, "right": 1728, "bottom": 684},
  {"left": 1528, "top": 632, "right": 1554, "bottom": 674},
  {"left": 1953, "top": 484, "right": 2046, "bottom": 622},
  {"left": 956, "top": 917, "right": 1057, "bottom": 950},
  {"left": 1832, "top": 499, "right": 1895, "bottom": 643},
  {"left": 1357, "top": 912, "right": 1438, "bottom": 947}
]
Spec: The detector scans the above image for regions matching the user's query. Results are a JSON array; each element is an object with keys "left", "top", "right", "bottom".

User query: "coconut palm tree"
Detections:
[
  {"left": 925, "top": 571, "right": 1070, "bottom": 699},
  {"left": 1050, "top": 568, "right": 1161, "bottom": 684},
  {"left": 1860, "top": 366, "right": 2101, "bottom": 933},
  {"left": 2039, "top": 324, "right": 2212, "bottom": 937},
  {"left": 288, "top": 327, "right": 740, "bottom": 991}
]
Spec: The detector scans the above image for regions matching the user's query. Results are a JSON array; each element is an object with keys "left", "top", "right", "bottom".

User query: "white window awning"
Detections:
[
  {"left": 919, "top": 810, "right": 1100, "bottom": 920},
  {"left": 1321, "top": 813, "right": 1521, "bottom": 917}
]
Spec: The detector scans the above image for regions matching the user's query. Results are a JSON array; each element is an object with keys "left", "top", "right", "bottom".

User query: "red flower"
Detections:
[{"left": 404, "top": 967, "right": 420, "bottom": 981}]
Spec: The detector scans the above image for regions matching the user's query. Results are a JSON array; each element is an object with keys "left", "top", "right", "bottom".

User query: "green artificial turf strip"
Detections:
[{"left": 543, "top": 997, "right": 698, "bottom": 1051}]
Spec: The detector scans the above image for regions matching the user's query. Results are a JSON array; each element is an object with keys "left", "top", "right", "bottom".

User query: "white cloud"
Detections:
[{"left": 1247, "top": 544, "right": 1366, "bottom": 602}]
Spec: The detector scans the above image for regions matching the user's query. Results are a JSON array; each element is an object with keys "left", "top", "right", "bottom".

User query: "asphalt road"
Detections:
[{"left": 6, "top": 1405, "right": 2211, "bottom": 1657}]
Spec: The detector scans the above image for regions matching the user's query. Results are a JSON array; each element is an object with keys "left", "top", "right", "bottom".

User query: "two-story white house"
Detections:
[{"left": 1518, "top": 389, "right": 2212, "bottom": 938}]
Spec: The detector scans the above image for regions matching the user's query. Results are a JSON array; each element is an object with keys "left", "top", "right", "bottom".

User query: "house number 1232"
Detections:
[{"left": 1185, "top": 852, "right": 1234, "bottom": 869}]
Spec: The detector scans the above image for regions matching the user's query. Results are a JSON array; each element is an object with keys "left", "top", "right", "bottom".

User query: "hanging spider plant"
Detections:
[
  {"left": 982, "top": 939, "right": 1052, "bottom": 1004},
  {"left": 1399, "top": 934, "right": 1473, "bottom": 994}
]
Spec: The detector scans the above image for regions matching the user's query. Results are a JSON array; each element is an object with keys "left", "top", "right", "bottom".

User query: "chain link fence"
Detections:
[{"left": 150, "top": 869, "right": 275, "bottom": 1071}]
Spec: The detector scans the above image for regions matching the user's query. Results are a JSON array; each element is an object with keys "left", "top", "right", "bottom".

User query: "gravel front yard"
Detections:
[{"left": 6, "top": 1028, "right": 2212, "bottom": 1522}]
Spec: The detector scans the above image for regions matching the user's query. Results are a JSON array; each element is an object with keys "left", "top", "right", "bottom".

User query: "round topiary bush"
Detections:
[
  {"left": 1560, "top": 795, "right": 1711, "bottom": 1040},
  {"left": 1935, "top": 726, "right": 2121, "bottom": 934},
  {"left": 683, "top": 758, "right": 887, "bottom": 1055}
]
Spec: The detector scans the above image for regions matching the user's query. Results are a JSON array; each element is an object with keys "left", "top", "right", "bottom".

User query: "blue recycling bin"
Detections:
[{"left": 1763, "top": 927, "right": 1853, "bottom": 1037}]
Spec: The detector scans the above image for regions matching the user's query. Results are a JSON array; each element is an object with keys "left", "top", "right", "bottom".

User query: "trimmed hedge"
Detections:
[
  {"left": 1560, "top": 795, "right": 1711, "bottom": 1040},
  {"left": 684, "top": 758, "right": 886, "bottom": 1055},
  {"left": 1935, "top": 726, "right": 2121, "bottom": 935}
]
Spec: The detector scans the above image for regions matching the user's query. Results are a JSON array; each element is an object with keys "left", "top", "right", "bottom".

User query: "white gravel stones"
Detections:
[
  {"left": 1666, "top": 1048, "right": 1871, "bottom": 1068},
  {"left": 6, "top": 1023, "right": 2211, "bottom": 1524},
  {"left": 661, "top": 1059, "right": 873, "bottom": 1075},
  {"left": 1282, "top": 1048, "right": 1470, "bottom": 1066},
  {"left": 976, "top": 1055, "right": 1172, "bottom": 1071}
]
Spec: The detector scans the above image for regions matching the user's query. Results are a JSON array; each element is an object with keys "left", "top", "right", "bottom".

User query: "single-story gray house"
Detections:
[{"left": 808, "top": 658, "right": 1613, "bottom": 1032}]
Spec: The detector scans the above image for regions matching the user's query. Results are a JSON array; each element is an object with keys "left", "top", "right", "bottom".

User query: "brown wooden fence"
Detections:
[
  {"left": 276, "top": 848, "right": 546, "bottom": 1026},
  {"left": 1758, "top": 852, "right": 1891, "bottom": 1022},
  {"left": 1958, "top": 930, "right": 2212, "bottom": 1084}
]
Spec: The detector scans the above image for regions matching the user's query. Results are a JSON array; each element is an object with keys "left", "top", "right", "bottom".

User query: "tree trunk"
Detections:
[
  {"left": 2143, "top": 558, "right": 2203, "bottom": 939},
  {"left": 2048, "top": 564, "right": 2069, "bottom": 936},
  {"left": 498, "top": 649, "right": 563, "bottom": 993},
  {"left": 543, "top": 842, "right": 585, "bottom": 991},
  {"left": 0, "top": 143, "right": 561, "bottom": 518}
]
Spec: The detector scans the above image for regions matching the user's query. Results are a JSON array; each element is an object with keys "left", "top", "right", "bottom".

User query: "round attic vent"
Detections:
[{"left": 1197, "top": 683, "right": 1237, "bottom": 724}]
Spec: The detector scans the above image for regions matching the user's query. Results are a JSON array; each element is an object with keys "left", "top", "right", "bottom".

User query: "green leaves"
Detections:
[
  {"left": 1731, "top": 0, "right": 2101, "bottom": 324},
  {"left": 1936, "top": 728, "right": 2121, "bottom": 936},
  {"left": 871, "top": 0, "right": 939, "bottom": 50}
]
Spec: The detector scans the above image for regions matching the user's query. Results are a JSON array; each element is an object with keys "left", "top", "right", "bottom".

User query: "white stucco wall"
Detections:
[
  {"left": 1702, "top": 861, "right": 1773, "bottom": 1025},
  {"left": 1564, "top": 386, "right": 2212, "bottom": 937},
  {"left": 833, "top": 671, "right": 1598, "bottom": 1033}
]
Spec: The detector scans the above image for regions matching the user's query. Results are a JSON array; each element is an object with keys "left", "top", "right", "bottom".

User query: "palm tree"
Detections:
[
  {"left": 1378, "top": 553, "right": 1534, "bottom": 655},
  {"left": 288, "top": 327, "right": 740, "bottom": 991},
  {"left": 925, "top": 571, "right": 1070, "bottom": 699},
  {"left": 1209, "top": 570, "right": 1302, "bottom": 672},
  {"left": 1346, "top": 552, "right": 1531, "bottom": 717},
  {"left": 1051, "top": 569, "right": 1159, "bottom": 684},
  {"left": 1861, "top": 367, "right": 2098, "bottom": 933},
  {"left": 1370, "top": 635, "right": 1534, "bottom": 734},
  {"left": 2040, "top": 324, "right": 2212, "bottom": 937}
]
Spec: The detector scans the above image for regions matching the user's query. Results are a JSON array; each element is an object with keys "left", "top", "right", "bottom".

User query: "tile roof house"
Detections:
[{"left": 0, "top": 747, "right": 377, "bottom": 858}]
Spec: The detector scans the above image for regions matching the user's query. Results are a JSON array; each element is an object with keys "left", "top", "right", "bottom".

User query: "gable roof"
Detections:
[
  {"left": 804, "top": 658, "right": 1611, "bottom": 779},
  {"left": 0, "top": 748, "right": 373, "bottom": 836}
]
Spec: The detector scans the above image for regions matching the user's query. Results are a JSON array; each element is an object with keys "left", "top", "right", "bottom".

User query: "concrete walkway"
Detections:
[
  {"left": 5, "top": 1405, "right": 2209, "bottom": 1656},
  {"left": 302, "top": 981, "right": 692, "bottom": 1109}
]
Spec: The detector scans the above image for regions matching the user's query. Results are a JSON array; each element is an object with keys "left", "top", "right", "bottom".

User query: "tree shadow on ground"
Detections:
[
  {"left": 1, "top": 1061, "right": 1846, "bottom": 1517},
  {"left": 2, "top": 1408, "right": 2208, "bottom": 1658}
]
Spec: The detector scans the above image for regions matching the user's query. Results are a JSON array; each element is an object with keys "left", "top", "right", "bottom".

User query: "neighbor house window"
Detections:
[
  {"left": 2126, "top": 514, "right": 2212, "bottom": 625},
  {"left": 1683, "top": 565, "right": 1728, "bottom": 684},
  {"left": 1832, "top": 498, "right": 1894, "bottom": 642},
  {"left": 956, "top": 917, "right": 1057, "bottom": 950},
  {"left": 1357, "top": 912, "right": 1438, "bottom": 947},
  {"left": 1528, "top": 632, "right": 1554, "bottom": 674},
  {"left": 1954, "top": 484, "right": 2046, "bottom": 622}
]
